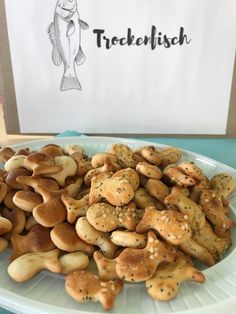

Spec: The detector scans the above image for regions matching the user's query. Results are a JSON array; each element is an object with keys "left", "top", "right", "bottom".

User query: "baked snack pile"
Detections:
[{"left": 0, "top": 142, "right": 235, "bottom": 310}]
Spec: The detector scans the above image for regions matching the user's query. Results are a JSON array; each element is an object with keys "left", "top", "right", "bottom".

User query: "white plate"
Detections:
[{"left": 1, "top": 136, "right": 236, "bottom": 314}]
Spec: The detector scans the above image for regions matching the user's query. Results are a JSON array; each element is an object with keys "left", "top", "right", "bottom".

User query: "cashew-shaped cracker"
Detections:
[
  {"left": 59, "top": 251, "right": 89, "bottom": 274},
  {"left": 177, "top": 162, "right": 209, "bottom": 186},
  {"left": 179, "top": 238, "right": 215, "bottom": 266},
  {"left": 163, "top": 166, "right": 197, "bottom": 187},
  {"left": 4, "top": 155, "right": 26, "bottom": 172},
  {"left": 158, "top": 147, "right": 182, "bottom": 168},
  {"left": 136, "top": 162, "right": 162, "bottom": 179},
  {"left": 146, "top": 179, "right": 170, "bottom": 203},
  {"left": 8, "top": 249, "right": 62, "bottom": 282},
  {"left": 13, "top": 190, "right": 42, "bottom": 212},
  {"left": 75, "top": 217, "right": 117, "bottom": 258},
  {"left": 110, "top": 230, "right": 147, "bottom": 248},
  {"left": 133, "top": 188, "right": 165, "bottom": 210},
  {"left": 10, "top": 224, "right": 56, "bottom": 261},
  {"left": 50, "top": 222, "right": 94, "bottom": 254},
  {"left": 1, "top": 207, "right": 26, "bottom": 240},
  {"left": 0, "top": 217, "right": 13, "bottom": 235},
  {"left": 135, "top": 146, "right": 161, "bottom": 165}
]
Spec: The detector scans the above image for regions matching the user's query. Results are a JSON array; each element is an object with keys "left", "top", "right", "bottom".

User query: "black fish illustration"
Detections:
[{"left": 48, "top": 0, "right": 89, "bottom": 91}]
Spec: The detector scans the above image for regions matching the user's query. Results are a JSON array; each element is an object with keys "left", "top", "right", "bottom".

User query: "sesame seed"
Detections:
[
  {"left": 149, "top": 237, "right": 154, "bottom": 243},
  {"left": 161, "top": 215, "right": 167, "bottom": 220},
  {"left": 100, "top": 282, "right": 107, "bottom": 287},
  {"left": 169, "top": 234, "right": 177, "bottom": 240},
  {"left": 184, "top": 215, "right": 188, "bottom": 220},
  {"left": 149, "top": 254, "right": 155, "bottom": 260},
  {"left": 150, "top": 247, "right": 154, "bottom": 253},
  {"left": 165, "top": 217, "right": 170, "bottom": 223}
]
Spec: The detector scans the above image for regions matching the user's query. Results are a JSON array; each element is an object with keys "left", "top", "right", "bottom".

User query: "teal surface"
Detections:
[{"left": 0, "top": 132, "right": 236, "bottom": 314}]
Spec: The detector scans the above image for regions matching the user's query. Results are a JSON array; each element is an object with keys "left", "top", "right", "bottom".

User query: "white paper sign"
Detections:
[{"left": 5, "top": 0, "right": 236, "bottom": 134}]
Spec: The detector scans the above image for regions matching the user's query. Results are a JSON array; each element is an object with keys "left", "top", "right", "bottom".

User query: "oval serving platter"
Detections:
[{"left": 0, "top": 136, "right": 236, "bottom": 314}]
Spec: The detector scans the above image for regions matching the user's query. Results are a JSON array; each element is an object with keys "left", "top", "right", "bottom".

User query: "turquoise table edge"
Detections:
[{"left": 1, "top": 132, "right": 236, "bottom": 314}]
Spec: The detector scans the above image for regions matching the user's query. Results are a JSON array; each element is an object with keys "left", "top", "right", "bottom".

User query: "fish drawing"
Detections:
[{"left": 48, "top": 0, "right": 89, "bottom": 91}]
